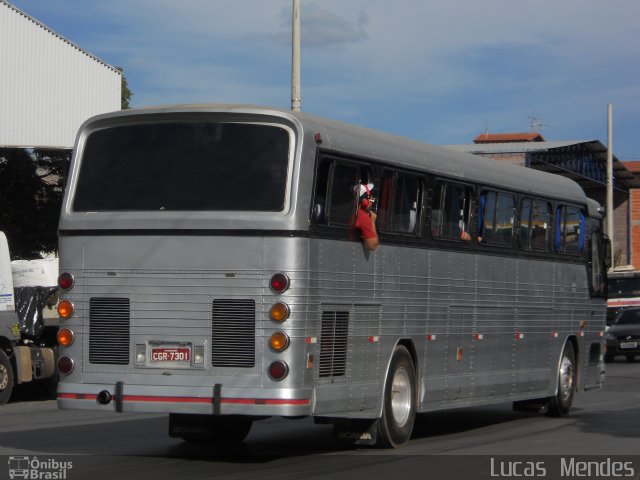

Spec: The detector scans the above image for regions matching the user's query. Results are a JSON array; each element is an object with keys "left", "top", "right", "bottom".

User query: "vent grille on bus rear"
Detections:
[
  {"left": 89, "top": 297, "right": 131, "bottom": 365},
  {"left": 211, "top": 299, "right": 256, "bottom": 368},
  {"left": 319, "top": 311, "right": 349, "bottom": 377}
]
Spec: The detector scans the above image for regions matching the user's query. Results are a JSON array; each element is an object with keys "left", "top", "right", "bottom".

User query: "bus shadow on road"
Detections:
[
  {"left": 411, "top": 403, "right": 538, "bottom": 440},
  {"left": 572, "top": 407, "right": 640, "bottom": 441}
]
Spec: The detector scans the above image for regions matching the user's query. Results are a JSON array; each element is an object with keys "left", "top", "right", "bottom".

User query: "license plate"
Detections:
[
  {"left": 151, "top": 347, "right": 191, "bottom": 362},
  {"left": 620, "top": 341, "right": 638, "bottom": 349}
]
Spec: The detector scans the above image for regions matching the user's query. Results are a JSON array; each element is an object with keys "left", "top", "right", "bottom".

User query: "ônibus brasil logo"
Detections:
[{"left": 7, "top": 456, "right": 73, "bottom": 479}]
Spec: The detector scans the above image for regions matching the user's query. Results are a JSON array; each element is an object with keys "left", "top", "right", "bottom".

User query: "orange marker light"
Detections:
[
  {"left": 57, "top": 300, "right": 74, "bottom": 319},
  {"left": 269, "top": 303, "right": 290, "bottom": 322},
  {"left": 57, "top": 328, "right": 75, "bottom": 346},
  {"left": 269, "top": 332, "right": 290, "bottom": 352}
]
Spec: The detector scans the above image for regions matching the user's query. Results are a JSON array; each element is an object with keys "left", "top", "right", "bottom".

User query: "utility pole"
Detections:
[
  {"left": 291, "top": 0, "right": 301, "bottom": 112},
  {"left": 606, "top": 103, "right": 614, "bottom": 269}
]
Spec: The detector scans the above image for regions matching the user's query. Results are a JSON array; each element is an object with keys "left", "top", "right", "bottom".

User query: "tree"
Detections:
[
  {"left": 0, "top": 148, "right": 70, "bottom": 259},
  {"left": 117, "top": 66, "right": 133, "bottom": 109}
]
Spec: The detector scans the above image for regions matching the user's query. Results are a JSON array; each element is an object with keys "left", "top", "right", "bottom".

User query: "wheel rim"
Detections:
[
  {"left": 0, "top": 364, "right": 8, "bottom": 391},
  {"left": 390, "top": 366, "right": 412, "bottom": 427},
  {"left": 559, "top": 355, "right": 575, "bottom": 402}
]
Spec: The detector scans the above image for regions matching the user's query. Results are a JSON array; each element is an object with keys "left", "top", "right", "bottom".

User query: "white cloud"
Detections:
[{"left": 8, "top": 0, "right": 640, "bottom": 156}]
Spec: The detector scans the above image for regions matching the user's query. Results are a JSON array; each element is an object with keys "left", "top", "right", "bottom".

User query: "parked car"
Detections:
[{"left": 605, "top": 307, "right": 640, "bottom": 362}]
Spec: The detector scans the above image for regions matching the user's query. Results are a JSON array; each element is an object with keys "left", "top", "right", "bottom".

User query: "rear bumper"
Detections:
[{"left": 57, "top": 382, "right": 313, "bottom": 416}]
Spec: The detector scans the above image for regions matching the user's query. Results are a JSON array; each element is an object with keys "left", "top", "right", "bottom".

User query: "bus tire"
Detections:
[
  {"left": 376, "top": 345, "right": 416, "bottom": 448},
  {"left": 0, "top": 350, "right": 14, "bottom": 405},
  {"left": 546, "top": 342, "right": 576, "bottom": 417}
]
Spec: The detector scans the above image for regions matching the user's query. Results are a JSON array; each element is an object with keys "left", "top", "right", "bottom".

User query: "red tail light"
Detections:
[
  {"left": 268, "top": 361, "right": 289, "bottom": 381},
  {"left": 57, "top": 272, "right": 75, "bottom": 290},
  {"left": 57, "top": 356, "right": 74, "bottom": 375},
  {"left": 270, "top": 273, "right": 290, "bottom": 293}
]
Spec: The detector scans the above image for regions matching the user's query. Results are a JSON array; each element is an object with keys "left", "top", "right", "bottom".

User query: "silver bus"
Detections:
[{"left": 56, "top": 105, "right": 609, "bottom": 448}]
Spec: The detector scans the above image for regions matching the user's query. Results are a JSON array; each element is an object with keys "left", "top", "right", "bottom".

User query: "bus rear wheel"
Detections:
[
  {"left": 546, "top": 342, "right": 576, "bottom": 417},
  {"left": 376, "top": 345, "right": 416, "bottom": 448}
]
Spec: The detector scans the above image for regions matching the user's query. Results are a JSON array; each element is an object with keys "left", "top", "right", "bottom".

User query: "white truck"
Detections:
[{"left": 0, "top": 231, "right": 58, "bottom": 404}]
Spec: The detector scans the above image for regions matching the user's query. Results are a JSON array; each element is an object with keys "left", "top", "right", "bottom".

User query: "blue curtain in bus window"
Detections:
[
  {"left": 565, "top": 207, "right": 584, "bottom": 254},
  {"left": 555, "top": 206, "right": 584, "bottom": 254},
  {"left": 578, "top": 211, "right": 586, "bottom": 251}
]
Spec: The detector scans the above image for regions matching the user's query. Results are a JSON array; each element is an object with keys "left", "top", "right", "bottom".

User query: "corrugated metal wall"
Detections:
[{"left": 0, "top": 1, "right": 121, "bottom": 149}]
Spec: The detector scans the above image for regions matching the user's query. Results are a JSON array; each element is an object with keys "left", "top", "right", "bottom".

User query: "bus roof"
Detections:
[
  {"left": 77, "top": 103, "right": 590, "bottom": 207},
  {"left": 291, "top": 110, "right": 589, "bottom": 206}
]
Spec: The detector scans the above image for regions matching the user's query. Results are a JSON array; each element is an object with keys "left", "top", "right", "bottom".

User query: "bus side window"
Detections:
[
  {"left": 312, "top": 159, "right": 332, "bottom": 225},
  {"left": 313, "top": 158, "right": 364, "bottom": 227},
  {"left": 519, "top": 198, "right": 551, "bottom": 251},
  {"left": 589, "top": 230, "right": 606, "bottom": 296},
  {"left": 328, "top": 162, "right": 360, "bottom": 226},
  {"left": 531, "top": 200, "right": 551, "bottom": 250},
  {"left": 431, "top": 181, "right": 472, "bottom": 241},
  {"left": 519, "top": 198, "right": 533, "bottom": 248},
  {"left": 479, "top": 191, "right": 515, "bottom": 246},
  {"left": 555, "top": 205, "right": 585, "bottom": 255},
  {"left": 391, "top": 174, "right": 421, "bottom": 234}
]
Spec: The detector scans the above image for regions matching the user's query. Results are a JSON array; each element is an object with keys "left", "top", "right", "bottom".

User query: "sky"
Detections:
[{"left": 7, "top": 0, "right": 640, "bottom": 160}]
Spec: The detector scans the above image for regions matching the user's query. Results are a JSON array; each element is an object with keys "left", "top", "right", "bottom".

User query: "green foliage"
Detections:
[
  {"left": 0, "top": 148, "right": 70, "bottom": 259},
  {"left": 116, "top": 66, "right": 133, "bottom": 109}
]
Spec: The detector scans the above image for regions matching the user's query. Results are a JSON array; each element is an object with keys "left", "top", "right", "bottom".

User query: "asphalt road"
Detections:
[{"left": 1, "top": 361, "right": 639, "bottom": 480}]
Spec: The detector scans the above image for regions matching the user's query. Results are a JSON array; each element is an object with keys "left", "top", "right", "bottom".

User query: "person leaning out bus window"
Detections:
[{"left": 353, "top": 182, "right": 379, "bottom": 251}]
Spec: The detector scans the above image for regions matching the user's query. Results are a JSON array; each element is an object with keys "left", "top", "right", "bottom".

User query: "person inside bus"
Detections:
[{"left": 353, "top": 182, "right": 379, "bottom": 251}]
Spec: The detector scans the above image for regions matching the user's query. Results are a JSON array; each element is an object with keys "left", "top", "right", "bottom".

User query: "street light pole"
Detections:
[
  {"left": 606, "top": 103, "right": 614, "bottom": 270},
  {"left": 291, "top": 0, "right": 301, "bottom": 112}
]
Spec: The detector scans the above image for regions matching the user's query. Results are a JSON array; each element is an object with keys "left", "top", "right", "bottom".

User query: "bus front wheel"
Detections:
[
  {"left": 376, "top": 345, "right": 416, "bottom": 448},
  {"left": 546, "top": 342, "right": 576, "bottom": 417}
]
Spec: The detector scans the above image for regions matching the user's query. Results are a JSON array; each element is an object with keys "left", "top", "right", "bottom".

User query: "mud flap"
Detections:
[{"left": 333, "top": 419, "right": 378, "bottom": 446}]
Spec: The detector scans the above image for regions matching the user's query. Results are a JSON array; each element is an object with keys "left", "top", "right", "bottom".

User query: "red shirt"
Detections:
[{"left": 355, "top": 208, "right": 377, "bottom": 240}]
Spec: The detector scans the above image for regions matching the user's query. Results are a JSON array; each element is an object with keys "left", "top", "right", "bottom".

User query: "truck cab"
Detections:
[{"left": 0, "top": 231, "right": 58, "bottom": 404}]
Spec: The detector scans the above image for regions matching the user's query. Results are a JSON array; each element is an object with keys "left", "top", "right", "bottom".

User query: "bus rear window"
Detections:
[{"left": 73, "top": 122, "right": 290, "bottom": 212}]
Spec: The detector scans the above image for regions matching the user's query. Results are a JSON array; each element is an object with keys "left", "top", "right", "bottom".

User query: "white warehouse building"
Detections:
[{"left": 0, "top": 0, "right": 121, "bottom": 149}]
